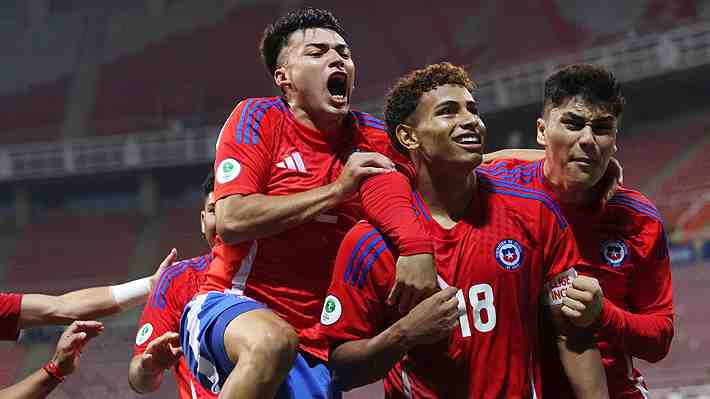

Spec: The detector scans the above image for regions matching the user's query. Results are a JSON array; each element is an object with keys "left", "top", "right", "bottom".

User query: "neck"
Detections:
[
  {"left": 543, "top": 160, "right": 596, "bottom": 206},
  {"left": 287, "top": 97, "right": 344, "bottom": 133},
  {"left": 415, "top": 158, "right": 478, "bottom": 226}
]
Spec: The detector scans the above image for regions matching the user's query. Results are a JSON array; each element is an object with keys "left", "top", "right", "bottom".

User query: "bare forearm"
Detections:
[
  {"left": 217, "top": 183, "right": 342, "bottom": 244},
  {"left": 19, "top": 288, "right": 120, "bottom": 328},
  {"left": 0, "top": 368, "right": 60, "bottom": 399},
  {"left": 128, "top": 356, "right": 163, "bottom": 394},
  {"left": 557, "top": 336, "right": 609, "bottom": 399},
  {"left": 330, "top": 323, "right": 411, "bottom": 391}
]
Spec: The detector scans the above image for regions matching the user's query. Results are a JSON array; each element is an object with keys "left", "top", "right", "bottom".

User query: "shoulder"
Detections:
[
  {"left": 148, "top": 254, "right": 212, "bottom": 310},
  {"left": 607, "top": 187, "right": 663, "bottom": 225},
  {"left": 477, "top": 170, "right": 568, "bottom": 229},
  {"left": 339, "top": 221, "right": 396, "bottom": 287},
  {"left": 222, "top": 97, "right": 288, "bottom": 145},
  {"left": 351, "top": 110, "right": 389, "bottom": 147},
  {"left": 477, "top": 158, "right": 543, "bottom": 186}
]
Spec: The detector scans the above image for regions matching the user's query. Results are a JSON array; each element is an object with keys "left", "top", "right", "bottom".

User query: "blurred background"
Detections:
[{"left": 1, "top": 0, "right": 709, "bottom": 397}]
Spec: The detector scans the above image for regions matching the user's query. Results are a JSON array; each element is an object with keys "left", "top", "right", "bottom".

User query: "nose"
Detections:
[
  {"left": 578, "top": 125, "right": 597, "bottom": 149},
  {"left": 328, "top": 50, "right": 346, "bottom": 69},
  {"left": 460, "top": 111, "right": 482, "bottom": 133}
]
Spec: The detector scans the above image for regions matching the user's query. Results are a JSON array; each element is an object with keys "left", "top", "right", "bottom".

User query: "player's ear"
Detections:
[
  {"left": 396, "top": 123, "right": 420, "bottom": 151},
  {"left": 274, "top": 66, "right": 291, "bottom": 92},
  {"left": 536, "top": 117, "right": 547, "bottom": 146}
]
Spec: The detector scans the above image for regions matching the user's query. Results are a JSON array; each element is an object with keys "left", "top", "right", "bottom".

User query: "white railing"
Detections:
[
  {"left": 0, "top": 127, "right": 218, "bottom": 182},
  {"left": 2, "top": 21, "right": 710, "bottom": 182}
]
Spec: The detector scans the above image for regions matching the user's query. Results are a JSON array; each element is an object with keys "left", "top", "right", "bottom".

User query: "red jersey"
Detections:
[
  {"left": 0, "top": 293, "right": 22, "bottom": 341},
  {"left": 320, "top": 172, "right": 580, "bottom": 398},
  {"left": 134, "top": 255, "right": 216, "bottom": 399},
  {"left": 200, "top": 97, "right": 423, "bottom": 360},
  {"left": 481, "top": 159, "right": 674, "bottom": 399}
]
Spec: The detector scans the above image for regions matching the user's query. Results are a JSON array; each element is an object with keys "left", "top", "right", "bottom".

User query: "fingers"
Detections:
[
  {"left": 561, "top": 304, "right": 582, "bottom": 319},
  {"left": 145, "top": 331, "right": 179, "bottom": 353},
  {"left": 351, "top": 152, "right": 395, "bottom": 170},
  {"left": 571, "top": 276, "right": 601, "bottom": 295},
  {"left": 72, "top": 320, "right": 105, "bottom": 338},
  {"left": 386, "top": 282, "right": 402, "bottom": 306},
  {"left": 160, "top": 248, "right": 178, "bottom": 269},
  {"left": 565, "top": 287, "right": 594, "bottom": 304},
  {"left": 562, "top": 296, "right": 586, "bottom": 313},
  {"left": 360, "top": 166, "right": 393, "bottom": 176},
  {"left": 398, "top": 288, "right": 415, "bottom": 314}
]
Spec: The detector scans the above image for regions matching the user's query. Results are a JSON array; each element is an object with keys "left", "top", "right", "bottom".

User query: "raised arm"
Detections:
[{"left": 18, "top": 249, "right": 176, "bottom": 328}]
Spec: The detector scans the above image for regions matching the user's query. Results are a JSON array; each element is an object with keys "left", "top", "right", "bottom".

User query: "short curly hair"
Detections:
[
  {"left": 544, "top": 64, "right": 625, "bottom": 117},
  {"left": 259, "top": 7, "right": 347, "bottom": 76},
  {"left": 384, "top": 62, "right": 477, "bottom": 156}
]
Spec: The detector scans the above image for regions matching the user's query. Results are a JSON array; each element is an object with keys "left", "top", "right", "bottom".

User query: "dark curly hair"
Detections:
[
  {"left": 259, "top": 7, "right": 347, "bottom": 76},
  {"left": 384, "top": 62, "right": 477, "bottom": 156},
  {"left": 202, "top": 169, "right": 214, "bottom": 198},
  {"left": 543, "top": 64, "right": 625, "bottom": 117}
]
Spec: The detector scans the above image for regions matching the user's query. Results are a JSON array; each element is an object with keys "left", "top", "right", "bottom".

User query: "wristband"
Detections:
[
  {"left": 110, "top": 277, "right": 151, "bottom": 309},
  {"left": 43, "top": 361, "right": 65, "bottom": 383}
]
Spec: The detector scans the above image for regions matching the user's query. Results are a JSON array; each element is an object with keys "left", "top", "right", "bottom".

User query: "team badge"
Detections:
[
  {"left": 320, "top": 295, "right": 342, "bottom": 326},
  {"left": 495, "top": 239, "right": 524, "bottom": 271},
  {"left": 135, "top": 323, "right": 153, "bottom": 345},
  {"left": 216, "top": 158, "right": 240, "bottom": 184},
  {"left": 601, "top": 239, "right": 628, "bottom": 267}
]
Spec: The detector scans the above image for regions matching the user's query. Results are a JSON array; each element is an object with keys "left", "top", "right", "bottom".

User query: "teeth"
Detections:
[{"left": 456, "top": 136, "right": 480, "bottom": 144}]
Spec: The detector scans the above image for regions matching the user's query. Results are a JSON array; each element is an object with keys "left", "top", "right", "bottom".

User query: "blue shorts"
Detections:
[{"left": 180, "top": 291, "right": 338, "bottom": 398}]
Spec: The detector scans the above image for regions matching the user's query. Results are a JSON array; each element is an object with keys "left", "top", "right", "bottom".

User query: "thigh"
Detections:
[{"left": 180, "top": 291, "right": 267, "bottom": 392}]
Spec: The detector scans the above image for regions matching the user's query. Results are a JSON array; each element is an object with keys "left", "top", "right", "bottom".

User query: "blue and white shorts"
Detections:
[{"left": 180, "top": 291, "right": 338, "bottom": 398}]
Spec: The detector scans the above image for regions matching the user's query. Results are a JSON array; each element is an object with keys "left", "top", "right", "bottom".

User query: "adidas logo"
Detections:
[{"left": 276, "top": 152, "right": 307, "bottom": 173}]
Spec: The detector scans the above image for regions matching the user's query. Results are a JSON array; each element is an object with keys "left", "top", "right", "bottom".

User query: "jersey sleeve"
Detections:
[
  {"left": 0, "top": 293, "right": 22, "bottom": 341},
  {"left": 319, "top": 223, "right": 396, "bottom": 347},
  {"left": 540, "top": 210, "right": 580, "bottom": 307},
  {"left": 597, "top": 220, "right": 674, "bottom": 362},
  {"left": 353, "top": 119, "right": 433, "bottom": 257},
  {"left": 213, "top": 98, "right": 279, "bottom": 201},
  {"left": 133, "top": 267, "right": 189, "bottom": 355}
]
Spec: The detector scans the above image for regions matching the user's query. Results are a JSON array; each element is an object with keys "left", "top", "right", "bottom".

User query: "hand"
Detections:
[
  {"left": 138, "top": 332, "right": 183, "bottom": 374},
  {"left": 597, "top": 157, "right": 623, "bottom": 205},
  {"left": 333, "top": 152, "right": 395, "bottom": 202},
  {"left": 149, "top": 248, "right": 178, "bottom": 291},
  {"left": 387, "top": 253, "right": 438, "bottom": 314},
  {"left": 50, "top": 321, "right": 104, "bottom": 376},
  {"left": 397, "top": 287, "right": 461, "bottom": 347},
  {"left": 561, "top": 276, "right": 604, "bottom": 328}
]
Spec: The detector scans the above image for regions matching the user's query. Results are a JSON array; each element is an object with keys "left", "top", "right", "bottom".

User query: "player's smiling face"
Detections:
[
  {"left": 538, "top": 96, "right": 618, "bottom": 190},
  {"left": 402, "top": 84, "right": 485, "bottom": 167},
  {"left": 276, "top": 27, "right": 355, "bottom": 119}
]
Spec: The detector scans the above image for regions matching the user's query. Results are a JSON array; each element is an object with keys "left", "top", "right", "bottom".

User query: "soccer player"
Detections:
[
  {"left": 181, "top": 8, "right": 437, "bottom": 399},
  {"left": 0, "top": 249, "right": 176, "bottom": 397},
  {"left": 128, "top": 171, "right": 217, "bottom": 398},
  {"left": 320, "top": 62, "right": 608, "bottom": 398},
  {"left": 484, "top": 64, "right": 673, "bottom": 398}
]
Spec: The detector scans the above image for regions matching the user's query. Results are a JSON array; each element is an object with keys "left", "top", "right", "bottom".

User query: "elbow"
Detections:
[{"left": 646, "top": 324, "right": 674, "bottom": 363}]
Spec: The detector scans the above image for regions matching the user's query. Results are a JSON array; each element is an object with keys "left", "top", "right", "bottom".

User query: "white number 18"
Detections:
[{"left": 456, "top": 283, "right": 496, "bottom": 337}]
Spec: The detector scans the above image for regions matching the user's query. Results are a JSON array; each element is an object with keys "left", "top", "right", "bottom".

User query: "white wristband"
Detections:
[{"left": 110, "top": 278, "right": 151, "bottom": 309}]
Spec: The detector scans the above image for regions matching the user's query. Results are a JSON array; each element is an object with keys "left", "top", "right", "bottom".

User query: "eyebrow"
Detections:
[
  {"left": 304, "top": 42, "right": 350, "bottom": 51},
  {"left": 434, "top": 99, "right": 477, "bottom": 110},
  {"left": 561, "top": 112, "right": 615, "bottom": 123}
]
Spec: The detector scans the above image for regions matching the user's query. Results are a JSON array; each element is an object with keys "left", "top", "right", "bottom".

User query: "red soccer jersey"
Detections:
[
  {"left": 320, "top": 172, "right": 580, "bottom": 398},
  {"left": 481, "top": 159, "right": 674, "bottom": 398},
  {"left": 0, "top": 293, "right": 22, "bottom": 341},
  {"left": 200, "top": 97, "right": 416, "bottom": 360},
  {"left": 134, "top": 255, "right": 216, "bottom": 399}
]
